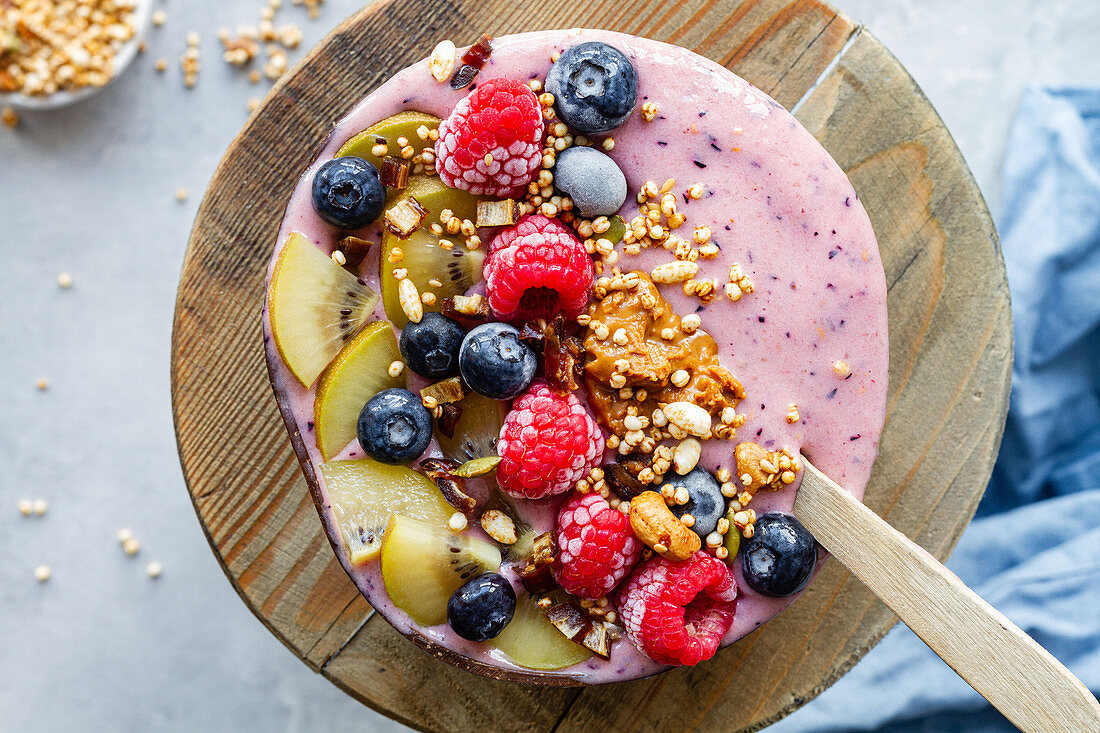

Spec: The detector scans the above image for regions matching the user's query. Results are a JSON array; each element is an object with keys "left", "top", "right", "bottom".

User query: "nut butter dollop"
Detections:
[{"left": 583, "top": 272, "right": 744, "bottom": 434}]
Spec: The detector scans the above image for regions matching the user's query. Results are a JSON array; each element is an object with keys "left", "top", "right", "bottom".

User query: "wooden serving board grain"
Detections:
[{"left": 170, "top": 0, "right": 1012, "bottom": 730}]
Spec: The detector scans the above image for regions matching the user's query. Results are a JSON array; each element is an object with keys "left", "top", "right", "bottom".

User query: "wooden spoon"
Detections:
[{"left": 794, "top": 459, "right": 1100, "bottom": 732}]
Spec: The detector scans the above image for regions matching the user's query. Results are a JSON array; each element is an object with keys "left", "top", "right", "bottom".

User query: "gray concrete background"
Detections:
[{"left": 1, "top": 1, "right": 1097, "bottom": 731}]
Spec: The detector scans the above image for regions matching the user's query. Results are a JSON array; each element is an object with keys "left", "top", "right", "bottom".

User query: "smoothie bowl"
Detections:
[{"left": 262, "top": 28, "right": 888, "bottom": 684}]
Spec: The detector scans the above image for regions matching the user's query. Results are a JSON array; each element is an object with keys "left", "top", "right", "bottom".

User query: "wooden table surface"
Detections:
[{"left": 171, "top": 0, "right": 1012, "bottom": 730}]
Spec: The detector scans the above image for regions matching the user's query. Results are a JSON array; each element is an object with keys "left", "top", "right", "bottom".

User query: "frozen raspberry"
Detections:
[
  {"left": 616, "top": 551, "right": 737, "bottom": 666},
  {"left": 435, "top": 77, "right": 544, "bottom": 198},
  {"left": 484, "top": 214, "right": 593, "bottom": 321},
  {"left": 496, "top": 381, "right": 604, "bottom": 500},
  {"left": 553, "top": 493, "right": 642, "bottom": 599}
]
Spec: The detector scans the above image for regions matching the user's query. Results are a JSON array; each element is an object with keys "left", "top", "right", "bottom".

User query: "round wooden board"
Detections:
[{"left": 171, "top": 0, "right": 1012, "bottom": 730}]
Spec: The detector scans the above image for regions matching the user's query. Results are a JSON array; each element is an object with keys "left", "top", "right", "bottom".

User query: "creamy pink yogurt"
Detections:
[{"left": 263, "top": 28, "right": 888, "bottom": 683}]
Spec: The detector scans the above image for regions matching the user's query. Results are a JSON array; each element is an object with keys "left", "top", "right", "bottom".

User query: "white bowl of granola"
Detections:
[{"left": 0, "top": 0, "right": 152, "bottom": 110}]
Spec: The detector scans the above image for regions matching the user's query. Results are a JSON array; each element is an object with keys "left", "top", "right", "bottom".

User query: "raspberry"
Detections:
[
  {"left": 496, "top": 381, "right": 604, "bottom": 500},
  {"left": 616, "top": 551, "right": 737, "bottom": 666},
  {"left": 435, "top": 77, "right": 544, "bottom": 198},
  {"left": 484, "top": 214, "right": 593, "bottom": 321},
  {"left": 553, "top": 493, "right": 642, "bottom": 599}
]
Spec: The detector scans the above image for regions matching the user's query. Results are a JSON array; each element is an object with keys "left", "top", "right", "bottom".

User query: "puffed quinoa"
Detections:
[
  {"left": 34, "top": 565, "right": 51, "bottom": 582},
  {"left": 640, "top": 101, "right": 659, "bottom": 122},
  {"left": 681, "top": 314, "right": 701, "bottom": 333},
  {"left": 448, "top": 512, "right": 468, "bottom": 532},
  {"left": 673, "top": 437, "right": 702, "bottom": 474},
  {"left": 398, "top": 278, "right": 423, "bottom": 323},
  {"left": 480, "top": 509, "right": 518, "bottom": 545},
  {"left": 428, "top": 39, "right": 456, "bottom": 82},
  {"left": 833, "top": 359, "right": 852, "bottom": 378},
  {"left": 388, "top": 360, "right": 404, "bottom": 378},
  {"left": 662, "top": 401, "right": 711, "bottom": 438},
  {"left": 699, "top": 243, "right": 720, "bottom": 258},
  {"left": 1, "top": 106, "right": 18, "bottom": 128},
  {"left": 651, "top": 260, "right": 698, "bottom": 284},
  {"left": 687, "top": 183, "right": 705, "bottom": 199}
]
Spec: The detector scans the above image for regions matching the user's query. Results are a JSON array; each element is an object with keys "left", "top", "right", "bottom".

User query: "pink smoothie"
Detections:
[{"left": 263, "top": 28, "right": 888, "bottom": 683}]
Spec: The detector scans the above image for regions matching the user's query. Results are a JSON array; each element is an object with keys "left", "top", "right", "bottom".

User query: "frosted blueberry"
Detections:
[
  {"left": 553, "top": 146, "right": 627, "bottom": 217},
  {"left": 546, "top": 42, "right": 638, "bottom": 133}
]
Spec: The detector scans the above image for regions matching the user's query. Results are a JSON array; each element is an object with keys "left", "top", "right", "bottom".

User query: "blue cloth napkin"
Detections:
[{"left": 771, "top": 85, "right": 1100, "bottom": 732}]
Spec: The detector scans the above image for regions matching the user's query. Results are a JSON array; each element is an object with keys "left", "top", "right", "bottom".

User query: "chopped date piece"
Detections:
[
  {"left": 518, "top": 321, "right": 546, "bottom": 350},
  {"left": 436, "top": 402, "right": 462, "bottom": 439},
  {"left": 384, "top": 195, "right": 428, "bottom": 238},
  {"left": 420, "top": 457, "right": 477, "bottom": 513},
  {"left": 542, "top": 316, "right": 584, "bottom": 396},
  {"left": 442, "top": 295, "right": 491, "bottom": 328},
  {"left": 335, "top": 235, "right": 373, "bottom": 268},
  {"left": 380, "top": 156, "right": 411, "bottom": 189},
  {"left": 545, "top": 603, "right": 613, "bottom": 659},
  {"left": 420, "top": 376, "right": 468, "bottom": 405},
  {"left": 461, "top": 34, "right": 494, "bottom": 69},
  {"left": 606, "top": 462, "right": 649, "bottom": 499},
  {"left": 476, "top": 198, "right": 520, "bottom": 227},
  {"left": 419, "top": 456, "right": 460, "bottom": 476},
  {"left": 449, "top": 64, "right": 479, "bottom": 90}
]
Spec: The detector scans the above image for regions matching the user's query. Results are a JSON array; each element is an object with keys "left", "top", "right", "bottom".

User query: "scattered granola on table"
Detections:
[{"left": 0, "top": 0, "right": 138, "bottom": 97}]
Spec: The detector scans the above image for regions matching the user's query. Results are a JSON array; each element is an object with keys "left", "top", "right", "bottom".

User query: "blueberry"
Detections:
[
  {"left": 546, "top": 42, "right": 637, "bottom": 134},
  {"left": 356, "top": 388, "right": 432, "bottom": 464},
  {"left": 399, "top": 313, "right": 465, "bottom": 379},
  {"left": 447, "top": 573, "right": 516, "bottom": 642},
  {"left": 740, "top": 513, "right": 817, "bottom": 597},
  {"left": 312, "top": 156, "right": 385, "bottom": 230},
  {"left": 662, "top": 467, "right": 726, "bottom": 538},
  {"left": 458, "top": 323, "right": 537, "bottom": 400},
  {"left": 553, "top": 147, "right": 627, "bottom": 217}
]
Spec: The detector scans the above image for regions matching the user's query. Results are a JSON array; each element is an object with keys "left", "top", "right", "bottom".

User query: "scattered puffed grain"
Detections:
[
  {"left": 34, "top": 565, "right": 51, "bottom": 582},
  {"left": 18, "top": 500, "right": 32, "bottom": 516},
  {"left": 146, "top": 561, "right": 163, "bottom": 579},
  {"left": 122, "top": 537, "right": 141, "bottom": 556},
  {"left": 175, "top": 188, "right": 189, "bottom": 202},
  {"left": 32, "top": 499, "right": 47, "bottom": 516},
  {"left": 57, "top": 272, "right": 73, "bottom": 289},
  {"left": 388, "top": 360, "right": 404, "bottom": 378},
  {"left": 448, "top": 512, "right": 468, "bottom": 532},
  {"left": 35, "top": 378, "right": 49, "bottom": 391},
  {"left": 116, "top": 528, "right": 134, "bottom": 543}
]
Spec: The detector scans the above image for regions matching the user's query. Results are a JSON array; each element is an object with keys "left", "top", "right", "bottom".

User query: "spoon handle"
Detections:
[{"left": 794, "top": 459, "right": 1100, "bottom": 732}]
